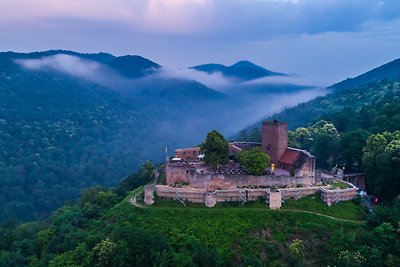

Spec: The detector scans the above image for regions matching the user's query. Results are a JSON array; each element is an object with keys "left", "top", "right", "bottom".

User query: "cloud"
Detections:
[
  {"left": 15, "top": 54, "right": 127, "bottom": 88},
  {"left": 155, "top": 67, "right": 232, "bottom": 88},
  {"left": 154, "top": 66, "right": 322, "bottom": 90},
  {"left": 2, "top": 0, "right": 400, "bottom": 37},
  {"left": 222, "top": 87, "right": 329, "bottom": 133}
]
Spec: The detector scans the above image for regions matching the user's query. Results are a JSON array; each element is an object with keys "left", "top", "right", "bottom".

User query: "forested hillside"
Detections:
[
  {"left": 330, "top": 57, "right": 400, "bottom": 92},
  {"left": 1, "top": 162, "right": 399, "bottom": 266},
  {"left": 238, "top": 81, "right": 400, "bottom": 202},
  {"left": 0, "top": 51, "right": 235, "bottom": 222},
  {"left": 0, "top": 50, "right": 321, "bottom": 222}
]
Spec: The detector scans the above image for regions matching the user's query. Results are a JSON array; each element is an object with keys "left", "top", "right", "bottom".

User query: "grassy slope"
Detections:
[
  {"left": 107, "top": 191, "right": 366, "bottom": 265},
  {"left": 282, "top": 194, "right": 366, "bottom": 221}
]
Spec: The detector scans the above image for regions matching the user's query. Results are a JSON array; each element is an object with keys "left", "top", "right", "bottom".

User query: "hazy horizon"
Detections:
[{"left": 0, "top": 0, "right": 399, "bottom": 87}]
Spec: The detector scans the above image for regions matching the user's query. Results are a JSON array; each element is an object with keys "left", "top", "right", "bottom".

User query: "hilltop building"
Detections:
[
  {"left": 165, "top": 120, "right": 316, "bottom": 189},
  {"left": 144, "top": 120, "right": 359, "bottom": 208}
]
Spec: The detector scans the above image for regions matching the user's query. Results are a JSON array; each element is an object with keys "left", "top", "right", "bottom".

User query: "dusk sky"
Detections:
[{"left": 1, "top": 0, "right": 400, "bottom": 85}]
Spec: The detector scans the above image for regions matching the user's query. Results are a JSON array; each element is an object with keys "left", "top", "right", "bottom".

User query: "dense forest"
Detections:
[
  {"left": 0, "top": 50, "right": 319, "bottom": 222},
  {"left": 0, "top": 51, "right": 233, "bottom": 222},
  {"left": 0, "top": 161, "right": 399, "bottom": 266},
  {"left": 1, "top": 52, "right": 400, "bottom": 265}
]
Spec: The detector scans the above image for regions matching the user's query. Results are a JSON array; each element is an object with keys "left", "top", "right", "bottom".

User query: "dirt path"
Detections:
[
  {"left": 130, "top": 187, "right": 145, "bottom": 208},
  {"left": 281, "top": 209, "right": 365, "bottom": 224},
  {"left": 127, "top": 187, "right": 365, "bottom": 224}
]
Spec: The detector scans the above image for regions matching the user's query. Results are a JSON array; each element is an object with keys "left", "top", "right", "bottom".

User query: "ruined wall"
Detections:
[
  {"left": 154, "top": 180, "right": 358, "bottom": 208},
  {"left": 320, "top": 182, "right": 358, "bottom": 206},
  {"left": 343, "top": 173, "right": 366, "bottom": 191},
  {"left": 166, "top": 163, "right": 198, "bottom": 185},
  {"left": 156, "top": 185, "right": 269, "bottom": 205},
  {"left": 144, "top": 185, "right": 156, "bottom": 205},
  {"left": 269, "top": 191, "right": 282, "bottom": 209},
  {"left": 166, "top": 163, "right": 314, "bottom": 188},
  {"left": 157, "top": 186, "right": 206, "bottom": 203},
  {"left": 279, "top": 186, "right": 323, "bottom": 200},
  {"left": 295, "top": 155, "right": 316, "bottom": 184},
  {"left": 190, "top": 173, "right": 313, "bottom": 189},
  {"left": 175, "top": 147, "right": 201, "bottom": 161},
  {"left": 262, "top": 121, "right": 288, "bottom": 164}
]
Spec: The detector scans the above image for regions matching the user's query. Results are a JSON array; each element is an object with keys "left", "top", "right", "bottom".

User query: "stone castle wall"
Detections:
[
  {"left": 156, "top": 185, "right": 269, "bottom": 207},
  {"left": 279, "top": 186, "right": 323, "bottom": 200},
  {"left": 151, "top": 181, "right": 357, "bottom": 208},
  {"left": 166, "top": 163, "right": 315, "bottom": 189},
  {"left": 320, "top": 181, "right": 358, "bottom": 206},
  {"left": 296, "top": 155, "right": 316, "bottom": 178}
]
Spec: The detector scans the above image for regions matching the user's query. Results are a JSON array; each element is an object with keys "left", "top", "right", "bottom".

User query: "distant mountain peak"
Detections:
[
  {"left": 190, "top": 60, "right": 285, "bottom": 81},
  {"left": 231, "top": 60, "right": 259, "bottom": 68},
  {"left": 329, "top": 57, "right": 400, "bottom": 92},
  {"left": 106, "top": 55, "right": 161, "bottom": 78},
  {"left": 2, "top": 50, "right": 161, "bottom": 79}
]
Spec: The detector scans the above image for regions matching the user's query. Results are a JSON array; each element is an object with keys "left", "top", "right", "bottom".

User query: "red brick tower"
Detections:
[{"left": 262, "top": 120, "right": 288, "bottom": 164}]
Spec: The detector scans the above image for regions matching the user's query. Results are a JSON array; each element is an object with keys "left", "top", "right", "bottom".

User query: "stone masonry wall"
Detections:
[
  {"left": 156, "top": 185, "right": 269, "bottom": 207},
  {"left": 320, "top": 181, "right": 358, "bottom": 206},
  {"left": 166, "top": 163, "right": 313, "bottom": 188},
  {"left": 153, "top": 181, "right": 358, "bottom": 208}
]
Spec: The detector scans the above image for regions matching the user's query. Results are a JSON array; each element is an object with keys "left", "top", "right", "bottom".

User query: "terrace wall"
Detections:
[
  {"left": 320, "top": 182, "right": 358, "bottom": 206},
  {"left": 166, "top": 163, "right": 315, "bottom": 189},
  {"left": 152, "top": 181, "right": 358, "bottom": 208}
]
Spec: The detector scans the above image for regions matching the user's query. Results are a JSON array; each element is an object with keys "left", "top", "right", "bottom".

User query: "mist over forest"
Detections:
[{"left": 0, "top": 50, "right": 325, "bottom": 221}]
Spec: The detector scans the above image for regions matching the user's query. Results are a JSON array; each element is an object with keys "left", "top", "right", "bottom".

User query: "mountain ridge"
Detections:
[
  {"left": 190, "top": 60, "right": 286, "bottom": 81},
  {"left": 329, "top": 57, "right": 400, "bottom": 91}
]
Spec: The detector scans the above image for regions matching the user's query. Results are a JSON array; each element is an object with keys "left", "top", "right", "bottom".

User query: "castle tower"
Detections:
[{"left": 262, "top": 120, "right": 288, "bottom": 164}]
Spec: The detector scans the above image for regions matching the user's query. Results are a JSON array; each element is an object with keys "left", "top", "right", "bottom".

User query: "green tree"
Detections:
[
  {"left": 200, "top": 130, "right": 229, "bottom": 168},
  {"left": 239, "top": 147, "right": 270, "bottom": 175},
  {"left": 385, "top": 139, "right": 400, "bottom": 163},
  {"left": 93, "top": 237, "right": 117, "bottom": 267},
  {"left": 338, "top": 129, "right": 369, "bottom": 172},
  {"left": 288, "top": 239, "right": 305, "bottom": 267},
  {"left": 362, "top": 133, "right": 396, "bottom": 201},
  {"left": 335, "top": 250, "right": 366, "bottom": 267},
  {"left": 294, "top": 127, "right": 312, "bottom": 149}
]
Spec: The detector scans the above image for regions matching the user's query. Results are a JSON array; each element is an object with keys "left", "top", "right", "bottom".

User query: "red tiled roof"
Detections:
[{"left": 279, "top": 149, "right": 301, "bottom": 165}]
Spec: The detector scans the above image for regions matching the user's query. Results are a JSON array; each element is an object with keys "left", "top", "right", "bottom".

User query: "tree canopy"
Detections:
[
  {"left": 200, "top": 130, "right": 229, "bottom": 167},
  {"left": 239, "top": 147, "right": 270, "bottom": 175}
]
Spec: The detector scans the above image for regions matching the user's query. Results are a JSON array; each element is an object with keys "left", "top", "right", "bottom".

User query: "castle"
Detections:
[
  {"left": 144, "top": 120, "right": 359, "bottom": 208},
  {"left": 166, "top": 120, "right": 316, "bottom": 190}
]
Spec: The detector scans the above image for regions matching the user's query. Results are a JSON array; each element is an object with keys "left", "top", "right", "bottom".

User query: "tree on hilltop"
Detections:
[
  {"left": 239, "top": 147, "right": 270, "bottom": 175},
  {"left": 200, "top": 130, "right": 229, "bottom": 168}
]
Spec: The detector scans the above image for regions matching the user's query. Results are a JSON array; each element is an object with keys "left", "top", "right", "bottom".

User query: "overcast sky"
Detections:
[{"left": 1, "top": 0, "right": 399, "bottom": 85}]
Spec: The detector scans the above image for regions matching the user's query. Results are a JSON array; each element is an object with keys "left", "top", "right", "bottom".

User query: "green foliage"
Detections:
[
  {"left": 48, "top": 243, "right": 93, "bottom": 267},
  {"left": 282, "top": 194, "right": 366, "bottom": 220},
  {"left": 93, "top": 238, "right": 117, "bottom": 267},
  {"left": 335, "top": 250, "right": 366, "bottom": 267},
  {"left": 330, "top": 181, "right": 350, "bottom": 189},
  {"left": 0, "top": 51, "right": 236, "bottom": 222},
  {"left": 114, "top": 161, "right": 155, "bottom": 197},
  {"left": 239, "top": 147, "right": 270, "bottom": 175},
  {"left": 5, "top": 187, "right": 400, "bottom": 267},
  {"left": 200, "top": 130, "right": 229, "bottom": 168},
  {"left": 288, "top": 239, "right": 305, "bottom": 266},
  {"left": 0, "top": 182, "right": 369, "bottom": 266},
  {"left": 362, "top": 132, "right": 400, "bottom": 201},
  {"left": 239, "top": 81, "right": 400, "bottom": 173}
]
